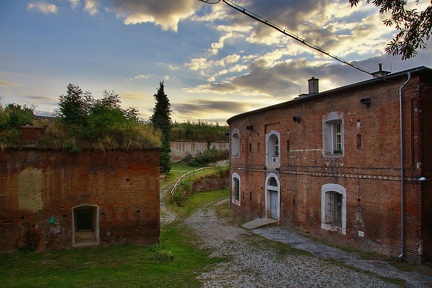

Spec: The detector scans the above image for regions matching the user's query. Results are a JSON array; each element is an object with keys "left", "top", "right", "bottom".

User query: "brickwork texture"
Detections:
[
  {"left": 228, "top": 68, "right": 432, "bottom": 264},
  {"left": 0, "top": 148, "right": 160, "bottom": 252}
]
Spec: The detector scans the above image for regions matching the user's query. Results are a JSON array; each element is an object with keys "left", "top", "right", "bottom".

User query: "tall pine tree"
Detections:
[{"left": 150, "top": 82, "right": 172, "bottom": 174}]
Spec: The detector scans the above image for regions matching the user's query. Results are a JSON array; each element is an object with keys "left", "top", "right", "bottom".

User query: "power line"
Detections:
[{"left": 199, "top": 0, "right": 372, "bottom": 76}]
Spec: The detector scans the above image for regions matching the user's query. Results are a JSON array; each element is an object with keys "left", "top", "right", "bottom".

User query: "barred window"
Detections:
[{"left": 325, "top": 191, "right": 342, "bottom": 226}]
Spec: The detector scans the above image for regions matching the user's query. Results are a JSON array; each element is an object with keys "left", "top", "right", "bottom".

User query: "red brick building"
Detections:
[
  {"left": 227, "top": 66, "right": 432, "bottom": 264},
  {"left": 0, "top": 147, "right": 160, "bottom": 251}
]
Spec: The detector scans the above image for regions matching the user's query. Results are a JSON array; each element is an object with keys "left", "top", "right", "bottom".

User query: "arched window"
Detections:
[
  {"left": 231, "top": 129, "right": 240, "bottom": 158},
  {"left": 232, "top": 173, "right": 241, "bottom": 205},
  {"left": 265, "top": 130, "right": 280, "bottom": 168},
  {"left": 321, "top": 184, "right": 346, "bottom": 235}
]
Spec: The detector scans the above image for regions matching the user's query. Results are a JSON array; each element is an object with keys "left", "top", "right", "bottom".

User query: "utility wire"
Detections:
[{"left": 199, "top": 0, "right": 372, "bottom": 76}]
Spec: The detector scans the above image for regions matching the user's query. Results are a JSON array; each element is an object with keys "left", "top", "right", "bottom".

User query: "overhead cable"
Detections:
[{"left": 199, "top": 0, "right": 372, "bottom": 76}]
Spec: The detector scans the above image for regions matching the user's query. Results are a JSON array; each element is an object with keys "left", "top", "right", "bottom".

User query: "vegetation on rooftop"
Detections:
[
  {"left": 0, "top": 102, "right": 34, "bottom": 150},
  {"left": 0, "top": 85, "right": 161, "bottom": 152}
]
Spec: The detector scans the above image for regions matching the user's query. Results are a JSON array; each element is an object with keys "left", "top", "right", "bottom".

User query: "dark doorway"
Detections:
[{"left": 72, "top": 205, "right": 99, "bottom": 247}]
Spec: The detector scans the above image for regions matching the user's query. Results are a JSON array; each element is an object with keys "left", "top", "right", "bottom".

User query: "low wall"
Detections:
[{"left": 170, "top": 141, "right": 229, "bottom": 162}]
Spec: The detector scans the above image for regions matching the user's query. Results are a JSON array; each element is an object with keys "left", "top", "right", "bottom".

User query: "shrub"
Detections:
[
  {"left": 0, "top": 103, "right": 34, "bottom": 150},
  {"left": 184, "top": 148, "right": 229, "bottom": 167}
]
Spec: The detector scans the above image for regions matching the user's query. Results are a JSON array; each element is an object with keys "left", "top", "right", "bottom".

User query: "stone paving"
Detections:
[{"left": 183, "top": 199, "right": 432, "bottom": 288}]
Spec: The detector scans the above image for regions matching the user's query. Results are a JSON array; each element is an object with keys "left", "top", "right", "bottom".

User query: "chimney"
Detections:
[
  {"left": 371, "top": 63, "right": 390, "bottom": 78},
  {"left": 308, "top": 77, "right": 319, "bottom": 94}
]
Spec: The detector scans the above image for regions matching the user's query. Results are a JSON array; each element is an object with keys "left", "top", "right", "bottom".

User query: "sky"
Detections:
[{"left": 1, "top": 0, "right": 431, "bottom": 124}]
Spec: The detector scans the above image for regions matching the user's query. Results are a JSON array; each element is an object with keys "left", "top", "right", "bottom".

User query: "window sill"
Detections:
[{"left": 321, "top": 223, "right": 346, "bottom": 235}]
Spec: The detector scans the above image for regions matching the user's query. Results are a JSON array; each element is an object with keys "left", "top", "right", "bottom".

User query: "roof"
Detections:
[{"left": 227, "top": 66, "right": 432, "bottom": 124}]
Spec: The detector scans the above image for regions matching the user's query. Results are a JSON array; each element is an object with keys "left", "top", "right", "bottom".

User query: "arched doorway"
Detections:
[
  {"left": 265, "top": 173, "right": 280, "bottom": 220},
  {"left": 72, "top": 204, "right": 99, "bottom": 247}
]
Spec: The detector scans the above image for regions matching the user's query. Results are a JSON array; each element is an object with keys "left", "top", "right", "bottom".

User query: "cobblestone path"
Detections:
[{"left": 183, "top": 199, "right": 432, "bottom": 288}]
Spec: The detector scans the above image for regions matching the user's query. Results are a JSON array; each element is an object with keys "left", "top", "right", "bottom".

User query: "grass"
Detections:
[
  {"left": 0, "top": 225, "right": 224, "bottom": 287},
  {"left": 0, "top": 184, "right": 230, "bottom": 288},
  {"left": 168, "top": 189, "right": 229, "bottom": 220}
]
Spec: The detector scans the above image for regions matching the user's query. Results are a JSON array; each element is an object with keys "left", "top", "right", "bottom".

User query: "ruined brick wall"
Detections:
[
  {"left": 0, "top": 148, "right": 160, "bottom": 252},
  {"left": 229, "top": 72, "right": 429, "bottom": 264}
]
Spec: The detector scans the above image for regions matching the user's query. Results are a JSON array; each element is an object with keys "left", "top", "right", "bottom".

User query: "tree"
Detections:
[
  {"left": 0, "top": 103, "right": 34, "bottom": 149},
  {"left": 50, "top": 84, "right": 159, "bottom": 152},
  {"left": 150, "top": 82, "right": 172, "bottom": 174},
  {"left": 56, "top": 83, "right": 93, "bottom": 128},
  {"left": 349, "top": 0, "right": 432, "bottom": 59},
  {"left": 0, "top": 103, "right": 34, "bottom": 129}
]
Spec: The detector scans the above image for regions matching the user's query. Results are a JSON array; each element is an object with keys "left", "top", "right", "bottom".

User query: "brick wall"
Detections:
[
  {"left": 0, "top": 148, "right": 160, "bottom": 252},
  {"left": 228, "top": 70, "right": 431, "bottom": 264}
]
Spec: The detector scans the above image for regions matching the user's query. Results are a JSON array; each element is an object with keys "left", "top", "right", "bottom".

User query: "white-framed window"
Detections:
[
  {"left": 231, "top": 129, "right": 240, "bottom": 158},
  {"left": 266, "top": 130, "right": 280, "bottom": 168},
  {"left": 232, "top": 173, "right": 241, "bottom": 205},
  {"left": 323, "top": 112, "right": 344, "bottom": 156},
  {"left": 321, "top": 184, "right": 346, "bottom": 235}
]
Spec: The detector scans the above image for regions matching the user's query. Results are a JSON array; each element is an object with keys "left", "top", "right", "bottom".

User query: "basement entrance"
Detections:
[{"left": 72, "top": 205, "right": 99, "bottom": 247}]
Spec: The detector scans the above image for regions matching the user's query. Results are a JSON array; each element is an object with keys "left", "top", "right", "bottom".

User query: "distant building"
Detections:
[
  {"left": 227, "top": 66, "right": 432, "bottom": 264},
  {"left": 0, "top": 131, "right": 160, "bottom": 251}
]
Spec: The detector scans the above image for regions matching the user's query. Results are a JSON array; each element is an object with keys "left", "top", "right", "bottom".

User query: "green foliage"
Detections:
[
  {"left": 0, "top": 103, "right": 34, "bottom": 150},
  {"left": 55, "top": 83, "right": 91, "bottom": 128},
  {"left": 0, "top": 185, "right": 229, "bottom": 288},
  {"left": 45, "top": 84, "right": 160, "bottom": 152},
  {"left": 0, "top": 103, "right": 34, "bottom": 129},
  {"left": 349, "top": 0, "right": 432, "bottom": 59},
  {"left": 172, "top": 121, "right": 228, "bottom": 142},
  {"left": 0, "top": 225, "right": 226, "bottom": 288},
  {"left": 183, "top": 148, "right": 229, "bottom": 167},
  {"left": 170, "top": 188, "right": 229, "bottom": 220},
  {"left": 170, "top": 167, "right": 229, "bottom": 207},
  {"left": 150, "top": 82, "right": 172, "bottom": 174}
]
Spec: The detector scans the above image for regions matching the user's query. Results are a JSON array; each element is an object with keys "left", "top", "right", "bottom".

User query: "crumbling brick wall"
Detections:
[{"left": 0, "top": 148, "right": 160, "bottom": 252}]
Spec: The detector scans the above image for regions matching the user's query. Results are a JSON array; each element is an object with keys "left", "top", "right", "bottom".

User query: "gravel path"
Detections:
[
  {"left": 160, "top": 186, "right": 177, "bottom": 226},
  {"left": 183, "top": 198, "right": 432, "bottom": 288}
]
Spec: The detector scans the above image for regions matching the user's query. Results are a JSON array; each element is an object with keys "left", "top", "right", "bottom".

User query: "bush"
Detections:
[
  {"left": 183, "top": 148, "right": 229, "bottom": 167},
  {"left": 0, "top": 103, "right": 34, "bottom": 150},
  {"left": 171, "top": 121, "right": 228, "bottom": 142},
  {"left": 42, "top": 84, "right": 161, "bottom": 152}
]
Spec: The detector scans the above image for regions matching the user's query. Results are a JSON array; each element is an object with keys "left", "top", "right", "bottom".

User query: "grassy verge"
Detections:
[
  {"left": 0, "top": 225, "right": 224, "bottom": 287},
  {"left": 168, "top": 189, "right": 229, "bottom": 220}
]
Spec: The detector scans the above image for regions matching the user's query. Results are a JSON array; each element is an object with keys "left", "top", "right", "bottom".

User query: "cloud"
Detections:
[
  {"left": 84, "top": 0, "right": 99, "bottom": 15},
  {"left": 27, "top": 2, "right": 58, "bottom": 14},
  {"left": 0, "top": 80, "right": 19, "bottom": 87},
  {"left": 110, "top": 0, "right": 201, "bottom": 31},
  {"left": 175, "top": 100, "right": 248, "bottom": 115},
  {"left": 69, "top": 0, "right": 80, "bottom": 10},
  {"left": 127, "top": 74, "right": 150, "bottom": 81}
]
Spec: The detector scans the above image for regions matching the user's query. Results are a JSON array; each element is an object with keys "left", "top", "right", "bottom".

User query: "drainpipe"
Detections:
[{"left": 399, "top": 72, "right": 411, "bottom": 259}]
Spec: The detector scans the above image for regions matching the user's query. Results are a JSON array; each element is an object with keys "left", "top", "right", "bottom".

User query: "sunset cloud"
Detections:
[
  {"left": 27, "top": 2, "right": 57, "bottom": 14},
  {"left": 110, "top": 0, "right": 200, "bottom": 31}
]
